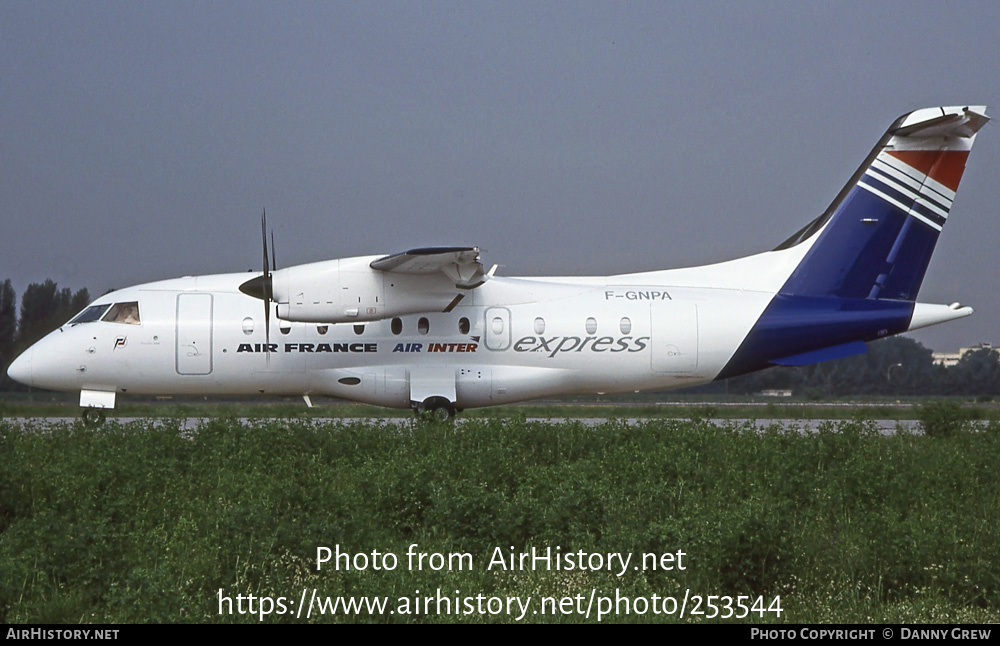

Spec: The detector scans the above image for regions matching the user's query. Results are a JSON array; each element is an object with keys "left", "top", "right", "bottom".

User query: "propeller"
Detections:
[{"left": 238, "top": 208, "right": 277, "bottom": 358}]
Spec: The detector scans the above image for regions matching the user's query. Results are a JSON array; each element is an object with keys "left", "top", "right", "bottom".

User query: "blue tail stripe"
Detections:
[
  {"left": 868, "top": 165, "right": 952, "bottom": 212},
  {"left": 910, "top": 200, "right": 947, "bottom": 227},
  {"left": 859, "top": 175, "right": 948, "bottom": 228},
  {"left": 716, "top": 296, "right": 913, "bottom": 379},
  {"left": 771, "top": 340, "right": 868, "bottom": 366},
  {"left": 859, "top": 174, "right": 917, "bottom": 210}
]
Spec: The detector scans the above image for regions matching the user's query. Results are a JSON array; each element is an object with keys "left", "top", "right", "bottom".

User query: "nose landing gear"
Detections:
[
  {"left": 81, "top": 408, "right": 107, "bottom": 426},
  {"left": 79, "top": 390, "right": 115, "bottom": 425}
]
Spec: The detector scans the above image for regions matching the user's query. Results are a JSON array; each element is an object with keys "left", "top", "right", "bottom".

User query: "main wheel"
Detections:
[
  {"left": 430, "top": 404, "right": 453, "bottom": 422},
  {"left": 414, "top": 397, "right": 456, "bottom": 422}
]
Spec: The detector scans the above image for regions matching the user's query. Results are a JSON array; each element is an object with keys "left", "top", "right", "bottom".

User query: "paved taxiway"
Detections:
[{"left": 8, "top": 417, "right": 921, "bottom": 434}]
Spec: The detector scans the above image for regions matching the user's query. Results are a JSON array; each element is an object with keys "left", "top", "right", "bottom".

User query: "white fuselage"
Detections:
[{"left": 14, "top": 248, "right": 799, "bottom": 410}]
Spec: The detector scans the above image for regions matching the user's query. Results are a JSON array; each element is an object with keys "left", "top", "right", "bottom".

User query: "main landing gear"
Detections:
[{"left": 412, "top": 396, "right": 457, "bottom": 422}]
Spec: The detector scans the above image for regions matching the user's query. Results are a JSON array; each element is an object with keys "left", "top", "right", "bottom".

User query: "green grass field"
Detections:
[{"left": 1, "top": 415, "right": 998, "bottom": 623}]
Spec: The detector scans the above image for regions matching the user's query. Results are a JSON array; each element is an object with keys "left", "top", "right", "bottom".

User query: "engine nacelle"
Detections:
[{"left": 272, "top": 256, "right": 461, "bottom": 323}]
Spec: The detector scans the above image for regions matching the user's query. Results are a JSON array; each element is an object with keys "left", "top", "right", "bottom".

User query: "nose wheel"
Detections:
[{"left": 81, "top": 408, "right": 107, "bottom": 426}]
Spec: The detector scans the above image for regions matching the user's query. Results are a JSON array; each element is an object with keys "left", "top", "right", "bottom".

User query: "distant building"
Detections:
[
  {"left": 756, "top": 389, "right": 793, "bottom": 397},
  {"left": 932, "top": 343, "right": 995, "bottom": 368}
]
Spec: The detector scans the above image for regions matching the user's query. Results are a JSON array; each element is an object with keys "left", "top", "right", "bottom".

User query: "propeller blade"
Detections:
[
  {"left": 262, "top": 209, "right": 271, "bottom": 355},
  {"left": 262, "top": 208, "right": 270, "bottom": 279}
]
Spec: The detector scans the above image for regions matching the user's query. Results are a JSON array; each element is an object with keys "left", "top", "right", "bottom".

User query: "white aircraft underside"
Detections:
[{"left": 7, "top": 105, "right": 989, "bottom": 420}]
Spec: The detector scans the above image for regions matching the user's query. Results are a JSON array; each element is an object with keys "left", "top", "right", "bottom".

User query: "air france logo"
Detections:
[{"left": 236, "top": 343, "right": 377, "bottom": 353}]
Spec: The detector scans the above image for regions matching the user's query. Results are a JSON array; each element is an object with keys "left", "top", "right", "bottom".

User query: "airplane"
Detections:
[{"left": 6, "top": 105, "right": 989, "bottom": 423}]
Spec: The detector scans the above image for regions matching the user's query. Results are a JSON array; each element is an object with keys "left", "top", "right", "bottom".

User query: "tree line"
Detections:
[
  {"left": 0, "top": 279, "right": 90, "bottom": 390},
  {"left": 702, "top": 335, "right": 1000, "bottom": 398},
  {"left": 0, "top": 278, "right": 997, "bottom": 396}
]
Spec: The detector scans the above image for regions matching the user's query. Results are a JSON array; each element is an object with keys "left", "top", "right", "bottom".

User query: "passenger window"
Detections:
[
  {"left": 585, "top": 317, "right": 597, "bottom": 335},
  {"left": 354, "top": 324, "right": 365, "bottom": 335},
  {"left": 459, "top": 317, "right": 470, "bottom": 334},
  {"left": 620, "top": 317, "right": 632, "bottom": 335},
  {"left": 243, "top": 317, "right": 255, "bottom": 335},
  {"left": 102, "top": 302, "right": 141, "bottom": 325},
  {"left": 391, "top": 318, "right": 403, "bottom": 335},
  {"left": 279, "top": 321, "right": 291, "bottom": 335},
  {"left": 317, "top": 325, "right": 329, "bottom": 335},
  {"left": 534, "top": 317, "right": 546, "bottom": 334},
  {"left": 418, "top": 317, "right": 429, "bottom": 335}
]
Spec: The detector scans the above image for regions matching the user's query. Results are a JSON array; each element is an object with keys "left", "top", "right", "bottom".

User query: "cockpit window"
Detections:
[
  {"left": 102, "top": 302, "right": 141, "bottom": 325},
  {"left": 69, "top": 304, "right": 111, "bottom": 325}
]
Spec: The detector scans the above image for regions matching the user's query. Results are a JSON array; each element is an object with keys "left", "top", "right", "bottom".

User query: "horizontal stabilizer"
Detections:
[
  {"left": 770, "top": 340, "right": 868, "bottom": 366},
  {"left": 907, "top": 302, "right": 974, "bottom": 332}
]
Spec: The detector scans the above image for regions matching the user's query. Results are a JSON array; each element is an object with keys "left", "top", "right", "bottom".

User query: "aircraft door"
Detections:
[
  {"left": 484, "top": 307, "right": 511, "bottom": 351},
  {"left": 649, "top": 301, "right": 699, "bottom": 373},
  {"left": 176, "top": 293, "right": 214, "bottom": 375}
]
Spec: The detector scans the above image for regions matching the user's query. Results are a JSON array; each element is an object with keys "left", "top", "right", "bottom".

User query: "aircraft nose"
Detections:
[{"left": 7, "top": 348, "right": 34, "bottom": 387}]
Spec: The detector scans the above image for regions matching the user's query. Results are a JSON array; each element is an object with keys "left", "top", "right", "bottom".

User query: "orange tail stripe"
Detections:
[{"left": 887, "top": 150, "right": 970, "bottom": 192}]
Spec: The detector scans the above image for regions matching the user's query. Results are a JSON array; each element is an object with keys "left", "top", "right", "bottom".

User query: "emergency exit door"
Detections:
[
  {"left": 176, "top": 293, "right": 214, "bottom": 375},
  {"left": 484, "top": 307, "right": 511, "bottom": 351},
  {"left": 650, "top": 301, "right": 699, "bottom": 373}
]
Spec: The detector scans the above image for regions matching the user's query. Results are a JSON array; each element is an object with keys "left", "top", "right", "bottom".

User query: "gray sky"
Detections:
[{"left": 2, "top": 1, "right": 998, "bottom": 352}]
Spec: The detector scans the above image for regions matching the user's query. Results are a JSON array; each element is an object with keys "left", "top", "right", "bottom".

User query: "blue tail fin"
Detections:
[
  {"left": 718, "top": 106, "right": 987, "bottom": 379},
  {"left": 777, "top": 105, "right": 988, "bottom": 301}
]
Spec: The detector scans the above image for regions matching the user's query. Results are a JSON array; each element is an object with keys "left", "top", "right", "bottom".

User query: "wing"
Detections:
[{"left": 370, "top": 246, "right": 489, "bottom": 289}]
